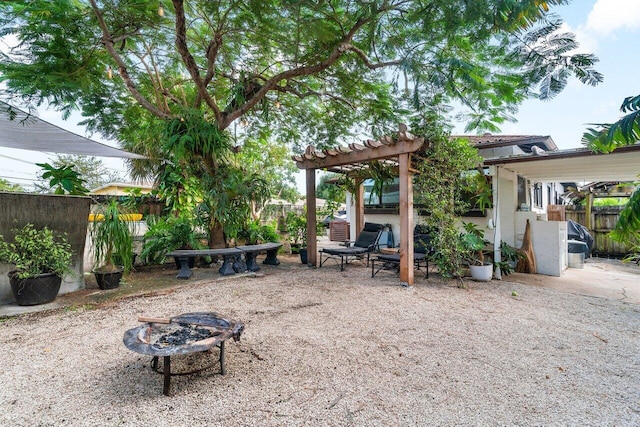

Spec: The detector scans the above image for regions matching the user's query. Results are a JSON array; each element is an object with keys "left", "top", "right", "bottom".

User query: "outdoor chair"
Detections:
[
  {"left": 371, "top": 225, "right": 435, "bottom": 279},
  {"left": 319, "top": 222, "right": 385, "bottom": 271}
]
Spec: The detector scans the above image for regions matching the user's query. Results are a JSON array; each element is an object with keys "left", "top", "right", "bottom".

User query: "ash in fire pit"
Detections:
[
  {"left": 152, "top": 323, "right": 220, "bottom": 348},
  {"left": 123, "top": 312, "right": 243, "bottom": 395}
]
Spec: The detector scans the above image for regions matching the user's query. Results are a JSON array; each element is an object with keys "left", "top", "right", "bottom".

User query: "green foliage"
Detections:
[
  {"left": 91, "top": 200, "right": 134, "bottom": 273},
  {"left": 237, "top": 221, "right": 280, "bottom": 245},
  {"left": 609, "top": 187, "right": 640, "bottom": 247},
  {"left": 0, "top": 0, "right": 600, "bottom": 146},
  {"left": 460, "top": 222, "right": 489, "bottom": 266},
  {"left": 0, "top": 178, "right": 23, "bottom": 192},
  {"left": 583, "top": 95, "right": 640, "bottom": 153},
  {"left": 47, "top": 155, "right": 123, "bottom": 191},
  {"left": 316, "top": 173, "right": 346, "bottom": 204},
  {"left": 285, "top": 211, "right": 308, "bottom": 247},
  {"left": 0, "top": 224, "right": 73, "bottom": 279},
  {"left": 463, "top": 169, "right": 493, "bottom": 211},
  {"left": 622, "top": 243, "right": 640, "bottom": 264},
  {"left": 413, "top": 116, "right": 484, "bottom": 284},
  {"left": 140, "top": 215, "right": 206, "bottom": 265},
  {"left": 495, "top": 241, "right": 524, "bottom": 276},
  {"left": 592, "top": 198, "right": 628, "bottom": 207},
  {"left": 37, "top": 162, "right": 89, "bottom": 195},
  {"left": 285, "top": 210, "right": 324, "bottom": 247}
]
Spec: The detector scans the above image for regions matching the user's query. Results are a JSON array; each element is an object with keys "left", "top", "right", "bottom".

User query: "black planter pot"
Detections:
[
  {"left": 93, "top": 268, "right": 124, "bottom": 290},
  {"left": 8, "top": 271, "right": 62, "bottom": 306},
  {"left": 299, "top": 248, "right": 308, "bottom": 264}
]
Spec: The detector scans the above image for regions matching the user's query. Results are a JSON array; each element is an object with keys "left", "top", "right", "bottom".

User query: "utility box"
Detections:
[{"left": 329, "top": 221, "right": 350, "bottom": 242}]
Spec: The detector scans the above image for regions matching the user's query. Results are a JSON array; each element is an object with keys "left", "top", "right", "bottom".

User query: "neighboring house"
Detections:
[{"left": 90, "top": 182, "right": 154, "bottom": 196}]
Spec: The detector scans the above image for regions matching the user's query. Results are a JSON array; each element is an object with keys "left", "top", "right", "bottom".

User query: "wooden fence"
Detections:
[{"left": 564, "top": 205, "right": 633, "bottom": 257}]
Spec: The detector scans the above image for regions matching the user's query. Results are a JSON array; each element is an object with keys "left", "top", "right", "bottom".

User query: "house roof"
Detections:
[
  {"left": 453, "top": 134, "right": 557, "bottom": 152},
  {"left": 89, "top": 182, "right": 154, "bottom": 195},
  {"left": 0, "top": 101, "right": 146, "bottom": 159},
  {"left": 484, "top": 144, "right": 640, "bottom": 182}
]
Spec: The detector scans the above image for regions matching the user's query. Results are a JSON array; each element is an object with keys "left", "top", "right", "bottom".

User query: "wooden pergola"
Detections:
[{"left": 292, "top": 124, "right": 426, "bottom": 285}]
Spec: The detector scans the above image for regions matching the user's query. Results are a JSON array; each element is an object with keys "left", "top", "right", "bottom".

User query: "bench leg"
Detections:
[
  {"left": 175, "top": 256, "right": 193, "bottom": 279},
  {"left": 245, "top": 251, "right": 260, "bottom": 272},
  {"left": 219, "top": 255, "right": 237, "bottom": 276},
  {"left": 263, "top": 248, "right": 280, "bottom": 266},
  {"left": 233, "top": 255, "right": 247, "bottom": 273}
]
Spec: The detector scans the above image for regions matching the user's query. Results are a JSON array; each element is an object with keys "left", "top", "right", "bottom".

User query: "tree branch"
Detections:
[
  {"left": 172, "top": 0, "right": 223, "bottom": 123},
  {"left": 346, "top": 44, "right": 404, "bottom": 69},
  {"left": 88, "top": 0, "right": 171, "bottom": 119},
  {"left": 220, "top": 14, "right": 376, "bottom": 129}
]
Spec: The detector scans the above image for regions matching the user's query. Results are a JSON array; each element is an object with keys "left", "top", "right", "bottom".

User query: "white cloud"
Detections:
[
  {"left": 558, "top": 22, "right": 599, "bottom": 53},
  {"left": 586, "top": 0, "right": 640, "bottom": 34}
]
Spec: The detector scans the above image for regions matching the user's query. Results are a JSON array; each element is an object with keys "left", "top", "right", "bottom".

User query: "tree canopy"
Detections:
[
  {"left": 1, "top": 0, "right": 601, "bottom": 146},
  {"left": 0, "top": 1, "right": 603, "bottom": 244}
]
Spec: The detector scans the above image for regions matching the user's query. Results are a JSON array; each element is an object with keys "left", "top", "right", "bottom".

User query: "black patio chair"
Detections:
[
  {"left": 371, "top": 225, "right": 435, "bottom": 279},
  {"left": 319, "top": 222, "right": 385, "bottom": 271}
]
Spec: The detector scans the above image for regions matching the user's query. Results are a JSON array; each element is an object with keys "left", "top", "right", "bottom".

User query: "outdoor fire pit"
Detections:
[{"left": 123, "top": 312, "right": 244, "bottom": 395}]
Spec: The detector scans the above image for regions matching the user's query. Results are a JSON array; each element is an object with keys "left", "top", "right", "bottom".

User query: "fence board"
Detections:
[{"left": 565, "top": 206, "right": 633, "bottom": 257}]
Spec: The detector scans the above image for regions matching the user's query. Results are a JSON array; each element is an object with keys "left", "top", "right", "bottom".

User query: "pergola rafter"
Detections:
[{"left": 293, "top": 124, "right": 427, "bottom": 285}]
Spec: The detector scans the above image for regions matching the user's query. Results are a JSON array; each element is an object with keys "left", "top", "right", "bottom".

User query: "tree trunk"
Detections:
[{"left": 208, "top": 219, "right": 226, "bottom": 248}]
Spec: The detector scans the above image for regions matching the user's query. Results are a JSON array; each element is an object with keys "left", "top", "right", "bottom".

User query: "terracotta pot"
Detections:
[{"left": 8, "top": 271, "right": 62, "bottom": 306}]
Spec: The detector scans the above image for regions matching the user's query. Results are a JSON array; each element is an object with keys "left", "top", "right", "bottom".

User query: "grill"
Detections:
[{"left": 123, "top": 312, "right": 243, "bottom": 395}]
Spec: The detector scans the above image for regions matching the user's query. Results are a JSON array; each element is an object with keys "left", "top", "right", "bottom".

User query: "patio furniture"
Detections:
[
  {"left": 319, "top": 222, "right": 385, "bottom": 271},
  {"left": 371, "top": 225, "right": 435, "bottom": 279}
]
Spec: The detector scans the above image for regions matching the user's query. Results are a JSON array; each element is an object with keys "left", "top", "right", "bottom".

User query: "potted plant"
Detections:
[
  {"left": 91, "top": 200, "right": 134, "bottom": 289},
  {"left": 285, "top": 211, "right": 306, "bottom": 256},
  {"left": 140, "top": 215, "right": 206, "bottom": 267},
  {"left": 0, "top": 224, "right": 74, "bottom": 305},
  {"left": 460, "top": 222, "right": 493, "bottom": 281}
]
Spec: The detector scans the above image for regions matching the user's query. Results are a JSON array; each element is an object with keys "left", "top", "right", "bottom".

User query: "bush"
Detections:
[
  {"left": 0, "top": 224, "right": 74, "bottom": 279},
  {"left": 141, "top": 216, "right": 205, "bottom": 265}
]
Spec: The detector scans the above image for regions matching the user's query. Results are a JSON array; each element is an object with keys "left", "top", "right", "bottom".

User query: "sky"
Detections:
[{"left": 1, "top": 0, "right": 639, "bottom": 192}]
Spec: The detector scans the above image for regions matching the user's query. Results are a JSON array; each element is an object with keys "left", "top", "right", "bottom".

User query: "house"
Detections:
[
  {"left": 90, "top": 182, "right": 154, "bottom": 196},
  {"left": 294, "top": 127, "right": 640, "bottom": 281}
]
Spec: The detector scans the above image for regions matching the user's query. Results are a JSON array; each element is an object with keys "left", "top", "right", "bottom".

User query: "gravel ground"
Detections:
[{"left": 1, "top": 260, "right": 639, "bottom": 426}]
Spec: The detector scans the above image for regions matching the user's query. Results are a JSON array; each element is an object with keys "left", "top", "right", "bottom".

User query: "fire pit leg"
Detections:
[
  {"left": 219, "top": 341, "right": 226, "bottom": 375},
  {"left": 163, "top": 356, "right": 171, "bottom": 396}
]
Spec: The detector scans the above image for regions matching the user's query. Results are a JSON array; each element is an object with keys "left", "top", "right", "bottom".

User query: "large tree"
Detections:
[{"left": 0, "top": 0, "right": 601, "bottom": 243}]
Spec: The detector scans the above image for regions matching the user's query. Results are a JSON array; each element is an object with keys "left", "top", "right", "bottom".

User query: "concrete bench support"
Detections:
[{"left": 167, "top": 243, "right": 282, "bottom": 278}]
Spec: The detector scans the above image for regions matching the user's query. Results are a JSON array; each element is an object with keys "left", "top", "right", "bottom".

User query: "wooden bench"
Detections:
[{"left": 167, "top": 243, "right": 283, "bottom": 279}]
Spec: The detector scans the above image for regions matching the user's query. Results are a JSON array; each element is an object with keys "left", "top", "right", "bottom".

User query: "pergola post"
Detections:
[
  {"left": 306, "top": 168, "right": 317, "bottom": 266},
  {"left": 355, "top": 178, "right": 364, "bottom": 237},
  {"left": 399, "top": 153, "right": 414, "bottom": 285}
]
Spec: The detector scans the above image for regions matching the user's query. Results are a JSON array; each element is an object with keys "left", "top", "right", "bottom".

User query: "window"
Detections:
[{"left": 533, "top": 183, "right": 543, "bottom": 209}]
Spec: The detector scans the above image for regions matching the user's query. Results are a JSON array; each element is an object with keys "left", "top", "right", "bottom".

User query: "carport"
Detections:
[{"left": 484, "top": 143, "right": 640, "bottom": 278}]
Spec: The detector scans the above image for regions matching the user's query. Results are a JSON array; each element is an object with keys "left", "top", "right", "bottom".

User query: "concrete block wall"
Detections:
[{"left": 0, "top": 192, "right": 90, "bottom": 304}]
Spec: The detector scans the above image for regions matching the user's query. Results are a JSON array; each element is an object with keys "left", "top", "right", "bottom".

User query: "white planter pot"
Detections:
[{"left": 469, "top": 264, "right": 493, "bottom": 281}]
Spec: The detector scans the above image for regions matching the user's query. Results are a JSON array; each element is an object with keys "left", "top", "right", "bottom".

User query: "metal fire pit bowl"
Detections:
[{"left": 123, "top": 312, "right": 243, "bottom": 395}]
